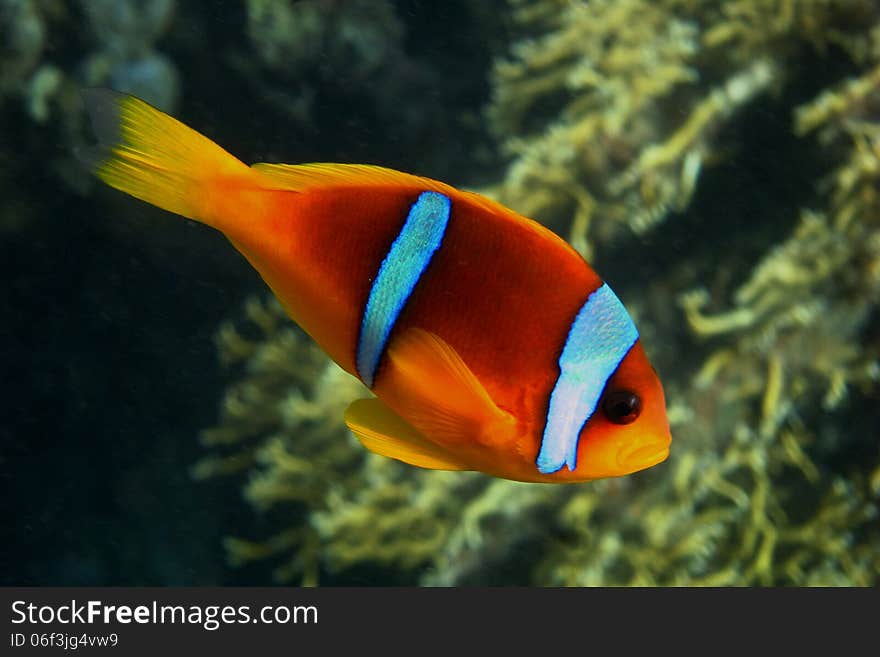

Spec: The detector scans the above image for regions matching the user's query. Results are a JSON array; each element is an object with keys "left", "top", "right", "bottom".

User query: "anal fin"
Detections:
[{"left": 344, "top": 398, "right": 471, "bottom": 471}]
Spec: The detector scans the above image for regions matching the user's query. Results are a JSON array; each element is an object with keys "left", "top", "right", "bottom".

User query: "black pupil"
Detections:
[{"left": 603, "top": 391, "right": 642, "bottom": 424}]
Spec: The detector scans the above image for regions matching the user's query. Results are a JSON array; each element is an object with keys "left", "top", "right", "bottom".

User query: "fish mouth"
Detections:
[{"left": 619, "top": 440, "right": 671, "bottom": 472}]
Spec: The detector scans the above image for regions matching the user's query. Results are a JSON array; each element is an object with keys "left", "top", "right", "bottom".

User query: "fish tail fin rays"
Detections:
[
  {"left": 344, "top": 398, "right": 471, "bottom": 470},
  {"left": 80, "top": 89, "right": 263, "bottom": 230},
  {"left": 381, "top": 329, "right": 519, "bottom": 448}
]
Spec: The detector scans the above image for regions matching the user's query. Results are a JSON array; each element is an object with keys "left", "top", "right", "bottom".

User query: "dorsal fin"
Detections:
[
  {"left": 251, "top": 162, "right": 453, "bottom": 194},
  {"left": 251, "top": 162, "right": 531, "bottom": 223}
]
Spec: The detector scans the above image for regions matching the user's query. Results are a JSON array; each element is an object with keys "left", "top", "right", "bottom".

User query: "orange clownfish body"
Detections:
[{"left": 82, "top": 90, "right": 671, "bottom": 483}]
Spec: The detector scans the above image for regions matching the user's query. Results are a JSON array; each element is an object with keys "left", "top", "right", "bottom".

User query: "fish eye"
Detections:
[{"left": 602, "top": 390, "right": 642, "bottom": 424}]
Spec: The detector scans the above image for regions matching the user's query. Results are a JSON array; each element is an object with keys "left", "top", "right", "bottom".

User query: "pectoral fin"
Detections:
[
  {"left": 382, "top": 329, "right": 518, "bottom": 448},
  {"left": 344, "top": 398, "right": 471, "bottom": 471}
]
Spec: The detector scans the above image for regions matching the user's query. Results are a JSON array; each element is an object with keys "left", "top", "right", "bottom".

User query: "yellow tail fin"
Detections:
[{"left": 81, "top": 90, "right": 260, "bottom": 229}]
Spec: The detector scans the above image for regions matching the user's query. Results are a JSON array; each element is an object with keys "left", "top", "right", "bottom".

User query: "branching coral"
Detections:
[
  {"left": 682, "top": 63, "right": 880, "bottom": 415},
  {"left": 486, "top": 0, "right": 879, "bottom": 259},
  {"left": 487, "top": 0, "right": 707, "bottom": 257}
]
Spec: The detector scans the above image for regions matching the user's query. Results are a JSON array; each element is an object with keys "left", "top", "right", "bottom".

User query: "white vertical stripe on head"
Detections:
[{"left": 536, "top": 283, "right": 638, "bottom": 474}]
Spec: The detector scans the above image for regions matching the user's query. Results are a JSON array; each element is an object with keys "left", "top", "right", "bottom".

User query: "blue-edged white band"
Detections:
[
  {"left": 536, "top": 283, "right": 638, "bottom": 474},
  {"left": 356, "top": 191, "right": 451, "bottom": 387}
]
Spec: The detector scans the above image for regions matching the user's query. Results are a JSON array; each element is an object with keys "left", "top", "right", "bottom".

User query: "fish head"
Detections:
[{"left": 572, "top": 340, "right": 671, "bottom": 480}]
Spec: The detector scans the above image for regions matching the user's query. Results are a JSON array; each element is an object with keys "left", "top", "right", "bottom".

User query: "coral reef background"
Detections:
[{"left": 2, "top": 0, "right": 878, "bottom": 585}]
